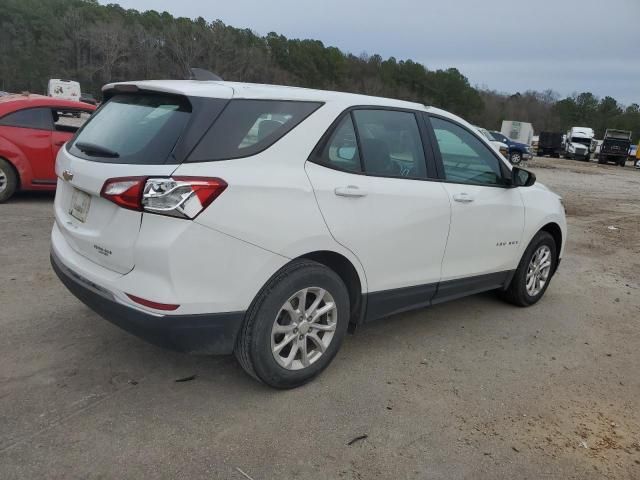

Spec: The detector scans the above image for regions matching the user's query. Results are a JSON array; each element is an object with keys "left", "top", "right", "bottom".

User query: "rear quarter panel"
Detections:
[{"left": 173, "top": 101, "right": 369, "bottom": 293}]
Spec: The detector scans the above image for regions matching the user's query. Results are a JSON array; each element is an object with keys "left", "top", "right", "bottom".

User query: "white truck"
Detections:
[
  {"left": 564, "top": 127, "right": 595, "bottom": 161},
  {"left": 500, "top": 120, "right": 534, "bottom": 145},
  {"left": 47, "top": 79, "right": 81, "bottom": 102}
]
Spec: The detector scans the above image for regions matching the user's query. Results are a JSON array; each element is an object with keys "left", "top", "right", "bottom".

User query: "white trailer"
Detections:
[{"left": 501, "top": 120, "right": 534, "bottom": 145}]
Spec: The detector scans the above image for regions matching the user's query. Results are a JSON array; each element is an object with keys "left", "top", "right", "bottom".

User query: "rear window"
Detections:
[
  {"left": 188, "top": 99, "right": 322, "bottom": 162},
  {"left": 69, "top": 93, "right": 191, "bottom": 164}
]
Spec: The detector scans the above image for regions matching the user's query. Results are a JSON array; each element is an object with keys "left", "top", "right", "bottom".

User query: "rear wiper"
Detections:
[{"left": 75, "top": 142, "right": 120, "bottom": 158}]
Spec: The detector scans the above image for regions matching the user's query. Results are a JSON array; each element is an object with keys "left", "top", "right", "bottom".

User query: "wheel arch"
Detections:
[
  {"left": 539, "top": 222, "right": 562, "bottom": 273},
  {"left": 0, "top": 134, "right": 30, "bottom": 188},
  {"left": 0, "top": 155, "right": 21, "bottom": 189},
  {"left": 297, "top": 250, "right": 364, "bottom": 326}
]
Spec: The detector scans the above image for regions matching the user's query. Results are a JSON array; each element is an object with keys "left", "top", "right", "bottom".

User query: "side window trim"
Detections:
[
  {"left": 349, "top": 111, "right": 365, "bottom": 172},
  {"left": 425, "top": 113, "right": 512, "bottom": 187},
  {"left": 418, "top": 113, "right": 442, "bottom": 179},
  {"left": 309, "top": 105, "right": 436, "bottom": 181}
]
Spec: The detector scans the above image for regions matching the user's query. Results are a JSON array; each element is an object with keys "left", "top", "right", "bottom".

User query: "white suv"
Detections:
[{"left": 51, "top": 80, "right": 567, "bottom": 388}]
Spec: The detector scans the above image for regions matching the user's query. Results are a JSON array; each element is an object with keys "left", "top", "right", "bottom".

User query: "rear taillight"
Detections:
[
  {"left": 101, "top": 176, "right": 227, "bottom": 219},
  {"left": 100, "top": 177, "right": 146, "bottom": 211}
]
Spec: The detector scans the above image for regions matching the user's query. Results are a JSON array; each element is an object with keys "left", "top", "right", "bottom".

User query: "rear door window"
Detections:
[
  {"left": 188, "top": 100, "right": 322, "bottom": 162},
  {"left": 52, "top": 109, "right": 92, "bottom": 134},
  {"left": 0, "top": 107, "right": 52, "bottom": 130},
  {"left": 69, "top": 93, "right": 191, "bottom": 164},
  {"left": 352, "top": 109, "right": 427, "bottom": 178}
]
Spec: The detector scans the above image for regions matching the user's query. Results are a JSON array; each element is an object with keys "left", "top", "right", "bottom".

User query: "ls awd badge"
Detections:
[{"left": 62, "top": 170, "right": 74, "bottom": 182}]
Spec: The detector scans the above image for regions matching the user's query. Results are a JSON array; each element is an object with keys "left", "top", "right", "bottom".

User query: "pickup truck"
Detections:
[
  {"left": 490, "top": 131, "right": 533, "bottom": 164},
  {"left": 598, "top": 129, "right": 632, "bottom": 167}
]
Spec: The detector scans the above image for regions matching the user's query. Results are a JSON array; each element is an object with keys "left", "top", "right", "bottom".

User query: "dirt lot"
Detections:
[{"left": 1, "top": 157, "right": 639, "bottom": 479}]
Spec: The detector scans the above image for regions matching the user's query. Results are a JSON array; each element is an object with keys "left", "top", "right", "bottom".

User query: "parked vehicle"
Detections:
[
  {"left": 626, "top": 143, "right": 637, "bottom": 162},
  {"left": 531, "top": 135, "right": 539, "bottom": 153},
  {"left": 475, "top": 126, "right": 509, "bottom": 158},
  {"left": 0, "top": 91, "right": 11, "bottom": 97},
  {"left": 51, "top": 80, "right": 566, "bottom": 388},
  {"left": 598, "top": 129, "right": 632, "bottom": 166},
  {"left": 0, "top": 94, "right": 95, "bottom": 202},
  {"left": 490, "top": 130, "right": 533, "bottom": 164},
  {"left": 47, "top": 79, "right": 81, "bottom": 102},
  {"left": 564, "top": 127, "right": 595, "bottom": 161},
  {"left": 501, "top": 120, "right": 534, "bottom": 145},
  {"left": 537, "top": 131, "right": 564, "bottom": 158},
  {"left": 80, "top": 93, "right": 98, "bottom": 106}
]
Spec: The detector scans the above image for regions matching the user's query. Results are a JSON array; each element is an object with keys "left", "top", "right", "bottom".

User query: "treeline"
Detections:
[{"left": 1, "top": 0, "right": 638, "bottom": 140}]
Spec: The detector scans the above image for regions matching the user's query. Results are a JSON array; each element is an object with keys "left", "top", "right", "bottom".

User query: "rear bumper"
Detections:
[{"left": 51, "top": 250, "right": 245, "bottom": 355}]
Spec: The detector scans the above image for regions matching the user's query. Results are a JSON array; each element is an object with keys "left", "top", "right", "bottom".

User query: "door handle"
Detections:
[
  {"left": 453, "top": 193, "right": 474, "bottom": 203},
  {"left": 334, "top": 185, "right": 368, "bottom": 198}
]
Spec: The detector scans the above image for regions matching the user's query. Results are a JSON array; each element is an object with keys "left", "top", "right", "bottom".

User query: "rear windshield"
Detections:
[
  {"left": 188, "top": 99, "right": 322, "bottom": 162},
  {"left": 69, "top": 93, "right": 191, "bottom": 164}
]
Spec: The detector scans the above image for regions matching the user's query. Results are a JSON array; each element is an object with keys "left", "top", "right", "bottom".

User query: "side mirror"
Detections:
[{"left": 512, "top": 166, "right": 536, "bottom": 187}]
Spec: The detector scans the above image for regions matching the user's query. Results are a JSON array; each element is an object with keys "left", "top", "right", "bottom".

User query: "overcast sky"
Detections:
[{"left": 107, "top": 0, "right": 639, "bottom": 105}]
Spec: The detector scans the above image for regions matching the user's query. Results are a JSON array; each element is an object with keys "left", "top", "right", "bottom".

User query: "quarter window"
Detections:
[
  {"left": 0, "top": 107, "right": 51, "bottom": 130},
  {"left": 189, "top": 100, "right": 322, "bottom": 162},
  {"left": 430, "top": 117, "right": 505, "bottom": 186},
  {"left": 353, "top": 110, "right": 427, "bottom": 178}
]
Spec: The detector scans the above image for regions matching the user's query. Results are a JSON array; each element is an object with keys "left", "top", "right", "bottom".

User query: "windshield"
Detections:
[
  {"left": 476, "top": 127, "right": 493, "bottom": 141},
  {"left": 570, "top": 137, "right": 591, "bottom": 147},
  {"left": 69, "top": 93, "right": 192, "bottom": 164}
]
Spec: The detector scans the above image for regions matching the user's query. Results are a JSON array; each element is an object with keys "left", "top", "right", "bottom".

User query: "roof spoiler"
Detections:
[{"left": 188, "top": 68, "right": 223, "bottom": 81}]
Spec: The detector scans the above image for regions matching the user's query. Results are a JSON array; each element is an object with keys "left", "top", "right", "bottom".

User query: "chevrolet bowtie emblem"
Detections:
[{"left": 62, "top": 170, "right": 74, "bottom": 181}]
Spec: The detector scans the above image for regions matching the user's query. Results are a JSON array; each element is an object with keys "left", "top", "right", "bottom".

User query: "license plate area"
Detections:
[{"left": 69, "top": 188, "right": 91, "bottom": 223}]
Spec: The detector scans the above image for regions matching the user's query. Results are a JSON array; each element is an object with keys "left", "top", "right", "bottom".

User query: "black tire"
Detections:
[
  {"left": 598, "top": 156, "right": 607, "bottom": 165},
  {"left": 500, "top": 231, "right": 557, "bottom": 307},
  {"left": 235, "top": 259, "right": 350, "bottom": 389},
  {"left": 510, "top": 151, "right": 522, "bottom": 165},
  {"left": 618, "top": 159, "right": 625, "bottom": 167},
  {"left": 552, "top": 153, "right": 560, "bottom": 158},
  {"left": 0, "top": 158, "right": 18, "bottom": 203}
]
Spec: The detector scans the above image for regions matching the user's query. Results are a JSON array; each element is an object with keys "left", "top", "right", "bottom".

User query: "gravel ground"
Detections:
[{"left": 0, "top": 157, "right": 639, "bottom": 479}]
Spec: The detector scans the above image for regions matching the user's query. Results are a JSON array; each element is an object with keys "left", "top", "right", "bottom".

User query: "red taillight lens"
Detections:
[
  {"left": 100, "top": 176, "right": 227, "bottom": 219},
  {"left": 126, "top": 293, "right": 179, "bottom": 311},
  {"left": 100, "top": 177, "right": 146, "bottom": 211}
]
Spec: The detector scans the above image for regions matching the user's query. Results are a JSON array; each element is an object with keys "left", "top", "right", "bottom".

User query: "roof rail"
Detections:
[{"left": 188, "top": 68, "right": 223, "bottom": 81}]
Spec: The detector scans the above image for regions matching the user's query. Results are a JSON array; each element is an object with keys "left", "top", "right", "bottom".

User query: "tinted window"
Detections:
[
  {"left": 431, "top": 117, "right": 504, "bottom": 186},
  {"left": 318, "top": 115, "right": 362, "bottom": 172},
  {"left": 189, "top": 100, "right": 322, "bottom": 162},
  {"left": 353, "top": 110, "right": 426, "bottom": 178},
  {"left": 69, "top": 94, "right": 191, "bottom": 164},
  {"left": 0, "top": 108, "right": 51, "bottom": 130}
]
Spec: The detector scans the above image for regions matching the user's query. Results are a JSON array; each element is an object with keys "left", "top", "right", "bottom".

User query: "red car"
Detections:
[{"left": 0, "top": 94, "right": 96, "bottom": 202}]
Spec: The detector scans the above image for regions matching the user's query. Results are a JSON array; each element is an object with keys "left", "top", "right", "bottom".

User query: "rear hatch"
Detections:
[{"left": 54, "top": 86, "right": 232, "bottom": 273}]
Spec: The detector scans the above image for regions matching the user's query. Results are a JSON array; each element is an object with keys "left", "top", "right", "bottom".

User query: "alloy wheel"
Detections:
[
  {"left": 271, "top": 287, "right": 337, "bottom": 370},
  {"left": 0, "top": 167, "right": 7, "bottom": 193},
  {"left": 526, "top": 245, "right": 552, "bottom": 297}
]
